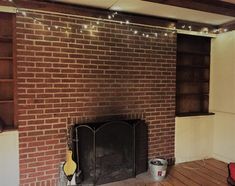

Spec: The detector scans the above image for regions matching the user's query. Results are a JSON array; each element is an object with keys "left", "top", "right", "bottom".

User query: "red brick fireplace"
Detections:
[{"left": 16, "top": 3, "right": 176, "bottom": 185}]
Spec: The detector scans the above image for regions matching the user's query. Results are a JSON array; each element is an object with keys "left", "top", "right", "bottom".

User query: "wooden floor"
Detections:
[{"left": 102, "top": 159, "right": 229, "bottom": 186}]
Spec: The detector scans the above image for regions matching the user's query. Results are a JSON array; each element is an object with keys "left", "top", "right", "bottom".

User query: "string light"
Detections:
[
  {"left": 21, "top": 11, "right": 27, "bottom": 16},
  {"left": 108, "top": 12, "right": 118, "bottom": 19},
  {"left": 13, "top": 3, "right": 228, "bottom": 40},
  {"left": 213, "top": 29, "right": 219, "bottom": 33},
  {"left": 6, "top": 0, "right": 226, "bottom": 38}
]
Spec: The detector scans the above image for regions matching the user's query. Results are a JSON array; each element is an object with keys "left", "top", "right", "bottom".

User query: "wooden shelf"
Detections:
[
  {"left": 177, "top": 80, "right": 209, "bottom": 83},
  {"left": 0, "top": 57, "right": 13, "bottom": 60},
  {"left": 177, "top": 64, "right": 209, "bottom": 69},
  {"left": 1, "top": 125, "right": 18, "bottom": 132},
  {"left": 0, "top": 100, "right": 14, "bottom": 104},
  {"left": 0, "top": 79, "right": 13, "bottom": 82},
  {"left": 177, "top": 50, "right": 210, "bottom": 56},
  {"left": 0, "top": 36, "right": 12, "bottom": 42},
  {"left": 176, "top": 93, "right": 209, "bottom": 96},
  {"left": 176, "top": 112, "right": 215, "bottom": 117}
]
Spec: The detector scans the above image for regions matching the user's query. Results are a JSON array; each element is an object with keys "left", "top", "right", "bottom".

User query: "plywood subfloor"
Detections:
[{"left": 101, "top": 158, "right": 229, "bottom": 186}]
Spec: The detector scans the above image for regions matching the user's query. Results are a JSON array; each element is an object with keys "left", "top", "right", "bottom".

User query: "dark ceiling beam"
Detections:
[
  {"left": 220, "top": 20, "right": 235, "bottom": 31},
  {"left": 142, "top": 0, "right": 235, "bottom": 17}
]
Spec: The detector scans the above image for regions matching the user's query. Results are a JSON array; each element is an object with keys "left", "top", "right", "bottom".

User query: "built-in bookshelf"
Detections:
[
  {"left": 0, "top": 12, "right": 16, "bottom": 131},
  {"left": 176, "top": 34, "right": 212, "bottom": 116}
]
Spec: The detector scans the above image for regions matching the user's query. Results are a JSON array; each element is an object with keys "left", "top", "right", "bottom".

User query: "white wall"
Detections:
[
  {"left": 210, "top": 31, "right": 235, "bottom": 163},
  {"left": 0, "top": 131, "right": 19, "bottom": 186},
  {"left": 175, "top": 116, "right": 213, "bottom": 163}
]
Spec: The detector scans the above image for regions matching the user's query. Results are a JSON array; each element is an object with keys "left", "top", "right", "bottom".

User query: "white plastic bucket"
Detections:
[{"left": 149, "top": 158, "right": 168, "bottom": 181}]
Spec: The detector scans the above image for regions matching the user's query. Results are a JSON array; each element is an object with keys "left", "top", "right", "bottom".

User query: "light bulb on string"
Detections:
[
  {"left": 146, "top": 34, "right": 149, "bottom": 38},
  {"left": 134, "top": 30, "right": 138, "bottom": 34},
  {"left": 21, "top": 11, "right": 27, "bottom": 16},
  {"left": 111, "top": 11, "right": 118, "bottom": 18},
  {"left": 55, "top": 25, "right": 59, "bottom": 29},
  {"left": 125, "top": 20, "right": 130, "bottom": 24},
  {"left": 213, "top": 29, "right": 219, "bottom": 33},
  {"left": 154, "top": 33, "right": 158, "bottom": 37},
  {"left": 164, "top": 33, "right": 168, "bottom": 36}
]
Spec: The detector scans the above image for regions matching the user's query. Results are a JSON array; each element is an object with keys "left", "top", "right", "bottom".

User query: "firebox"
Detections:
[{"left": 72, "top": 119, "right": 148, "bottom": 185}]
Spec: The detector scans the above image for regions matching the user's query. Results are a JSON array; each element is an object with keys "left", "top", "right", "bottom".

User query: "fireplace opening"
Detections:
[{"left": 72, "top": 119, "right": 148, "bottom": 185}]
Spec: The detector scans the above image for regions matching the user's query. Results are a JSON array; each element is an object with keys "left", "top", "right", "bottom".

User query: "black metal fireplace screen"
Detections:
[{"left": 72, "top": 119, "right": 148, "bottom": 185}]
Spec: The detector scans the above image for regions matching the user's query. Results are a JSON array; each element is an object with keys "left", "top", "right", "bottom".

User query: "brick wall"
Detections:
[{"left": 16, "top": 9, "right": 176, "bottom": 186}]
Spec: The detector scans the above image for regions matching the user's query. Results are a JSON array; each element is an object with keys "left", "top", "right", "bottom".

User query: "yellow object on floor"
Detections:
[{"left": 63, "top": 149, "right": 77, "bottom": 181}]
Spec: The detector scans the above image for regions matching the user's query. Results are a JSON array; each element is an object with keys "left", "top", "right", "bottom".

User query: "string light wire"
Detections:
[
  {"left": 16, "top": 7, "right": 179, "bottom": 38},
  {"left": 6, "top": 0, "right": 226, "bottom": 38}
]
